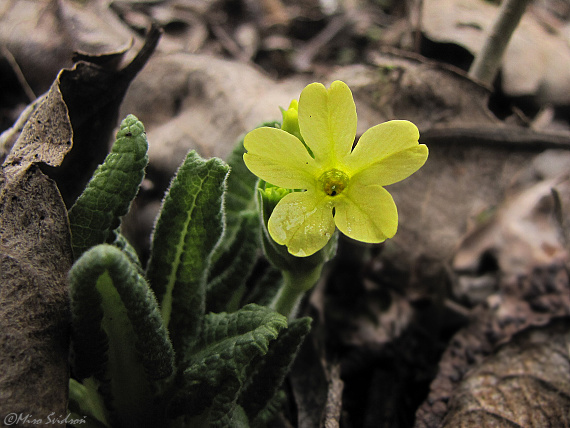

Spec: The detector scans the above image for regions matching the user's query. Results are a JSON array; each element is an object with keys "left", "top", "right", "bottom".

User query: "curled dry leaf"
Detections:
[
  {"left": 120, "top": 52, "right": 310, "bottom": 177},
  {"left": 415, "top": 263, "right": 570, "bottom": 428},
  {"left": 1, "top": 25, "right": 161, "bottom": 206},
  {"left": 442, "top": 318, "right": 570, "bottom": 428},
  {"left": 452, "top": 150, "right": 570, "bottom": 305},
  {"left": 0, "top": 80, "right": 73, "bottom": 419},
  {"left": 0, "top": 26, "right": 161, "bottom": 421}
]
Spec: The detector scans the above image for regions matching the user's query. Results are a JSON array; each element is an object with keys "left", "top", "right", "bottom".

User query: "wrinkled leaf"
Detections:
[
  {"left": 146, "top": 150, "right": 229, "bottom": 357},
  {"left": 69, "top": 244, "right": 175, "bottom": 428},
  {"left": 169, "top": 304, "right": 287, "bottom": 425},
  {"left": 241, "top": 317, "right": 312, "bottom": 424},
  {"left": 68, "top": 114, "right": 148, "bottom": 258},
  {"left": 207, "top": 212, "right": 260, "bottom": 313}
]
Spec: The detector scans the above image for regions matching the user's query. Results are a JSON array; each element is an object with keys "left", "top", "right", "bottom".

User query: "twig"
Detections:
[
  {"left": 292, "top": 15, "right": 349, "bottom": 72},
  {"left": 1, "top": 46, "right": 36, "bottom": 102},
  {"left": 468, "top": 0, "right": 532, "bottom": 86},
  {"left": 419, "top": 125, "right": 570, "bottom": 151}
]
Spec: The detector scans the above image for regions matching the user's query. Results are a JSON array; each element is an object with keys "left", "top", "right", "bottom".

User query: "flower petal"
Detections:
[
  {"left": 343, "top": 120, "right": 421, "bottom": 175},
  {"left": 351, "top": 144, "right": 428, "bottom": 186},
  {"left": 334, "top": 183, "right": 398, "bottom": 243},
  {"left": 298, "top": 81, "right": 357, "bottom": 166},
  {"left": 244, "top": 127, "right": 317, "bottom": 189},
  {"left": 268, "top": 191, "right": 335, "bottom": 257}
]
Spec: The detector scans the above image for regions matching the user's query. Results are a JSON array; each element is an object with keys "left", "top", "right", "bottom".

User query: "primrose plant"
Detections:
[{"left": 66, "top": 81, "right": 427, "bottom": 427}]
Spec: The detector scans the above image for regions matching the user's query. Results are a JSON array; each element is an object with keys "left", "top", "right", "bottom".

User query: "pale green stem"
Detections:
[
  {"left": 270, "top": 267, "right": 322, "bottom": 319},
  {"left": 468, "top": 0, "right": 532, "bottom": 86}
]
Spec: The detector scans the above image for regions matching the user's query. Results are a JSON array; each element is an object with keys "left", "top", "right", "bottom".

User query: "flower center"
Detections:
[{"left": 319, "top": 169, "right": 349, "bottom": 197}]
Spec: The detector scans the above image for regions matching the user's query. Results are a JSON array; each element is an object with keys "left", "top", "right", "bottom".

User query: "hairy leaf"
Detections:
[
  {"left": 111, "top": 231, "right": 143, "bottom": 272},
  {"left": 241, "top": 317, "right": 311, "bottom": 423},
  {"left": 207, "top": 212, "right": 259, "bottom": 313},
  {"left": 223, "top": 126, "right": 277, "bottom": 235},
  {"left": 146, "top": 151, "right": 228, "bottom": 357},
  {"left": 67, "top": 378, "right": 109, "bottom": 427},
  {"left": 68, "top": 115, "right": 148, "bottom": 258},
  {"left": 210, "top": 122, "right": 278, "bottom": 266},
  {"left": 69, "top": 244, "right": 174, "bottom": 427},
  {"left": 168, "top": 304, "right": 287, "bottom": 424}
]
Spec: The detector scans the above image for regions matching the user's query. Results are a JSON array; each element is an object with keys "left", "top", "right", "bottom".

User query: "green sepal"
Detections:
[
  {"left": 68, "top": 244, "right": 175, "bottom": 427},
  {"left": 68, "top": 114, "right": 148, "bottom": 259},
  {"left": 207, "top": 212, "right": 259, "bottom": 313},
  {"left": 146, "top": 150, "right": 229, "bottom": 357},
  {"left": 240, "top": 317, "right": 312, "bottom": 423},
  {"left": 168, "top": 304, "right": 287, "bottom": 425}
]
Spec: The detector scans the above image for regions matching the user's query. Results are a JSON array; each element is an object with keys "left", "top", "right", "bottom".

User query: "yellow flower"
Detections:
[{"left": 244, "top": 80, "right": 428, "bottom": 257}]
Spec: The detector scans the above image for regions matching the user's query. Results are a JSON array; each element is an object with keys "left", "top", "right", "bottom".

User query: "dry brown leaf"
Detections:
[
  {"left": 0, "top": 26, "right": 162, "bottom": 206},
  {"left": 454, "top": 154, "right": 570, "bottom": 271},
  {"left": 120, "top": 52, "right": 311, "bottom": 176},
  {"left": 57, "top": 0, "right": 139, "bottom": 59},
  {"left": 0, "top": 78, "right": 74, "bottom": 420},
  {"left": 0, "top": 25, "right": 161, "bottom": 422},
  {"left": 3, "top": 81, "right": 72, "bottom": 169},
  {"left": 0, "top": 0, "right": 140, "bottom": 96},
  {"left": 442, "top": 318, "right": 570, "bottom": 428},
  {"left": 415, "top": 263, "right": 570, "bottom": 428}
]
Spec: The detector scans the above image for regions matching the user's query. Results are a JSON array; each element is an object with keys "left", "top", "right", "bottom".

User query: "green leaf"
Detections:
[
  {"left": 68, "top": 378, "right": 109, "bottom": 428},
  {"left": 68, "top": 244, "right": 175, "bottom": 427},
  {"left": 207, "top": 212, "right": 259, "bottom": 313},
  {"left": 210, "top": 122, "right": 279, "bottom": 265},
  {"left": 168, "top": 304, "right": 287, "bottom": 425},
  {"left": 241, "top": 317, "right": 312, "bottom": 423},
  {"left": 68, "top": 114, "right": 148, "bottom": 259},
  {"left": 250, "top": 390, "right": 286, "bottom": 428},
  {"left": 111, "top": 231, "right": 143, "bottom": 272},
  {"left": 247, "top": 265, "right": 283, "bottom": 307},
  {"left": 146, "top": 151, "right": 229, "bottom": 356}
]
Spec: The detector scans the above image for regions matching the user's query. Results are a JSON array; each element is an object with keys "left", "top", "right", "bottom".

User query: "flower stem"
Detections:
[
  {"left": 270, "top": 267, "right": 322, "bottom": 319},
  {"left": 468, "top": 0, "right": 532, "bottom": 86}
]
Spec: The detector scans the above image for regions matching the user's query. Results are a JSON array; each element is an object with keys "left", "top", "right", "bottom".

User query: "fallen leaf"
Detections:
[
  {"left": 415, "top": 263, "right": 570, "bottom": 428},
  {"left": 0, "top": 25, "right": 161, "bottom": 423},
  {"left": 120, "top": 52, "right": 310, "bottom": 177},
  {"left": 454, "top": 157, "right": 570, "bottom": 274},
  {"left": 1, "top": 26, "right": 161, "bottom": 206},
  {"left": 0, "top": 79, "right": 74, "bottom": 419},
  {"left": 442, "top": 318, "right": 570, "bottom": 428}
]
